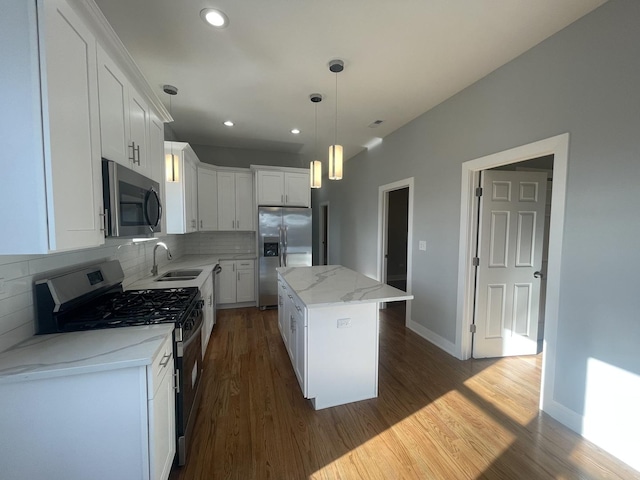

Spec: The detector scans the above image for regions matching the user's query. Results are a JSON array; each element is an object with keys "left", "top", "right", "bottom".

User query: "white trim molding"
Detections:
[
  {"left": 454, "top": 133, "right": 569, "bottom": 417},
  {"left": 377, "top": 177, "right": 414, "bottom": 327}
]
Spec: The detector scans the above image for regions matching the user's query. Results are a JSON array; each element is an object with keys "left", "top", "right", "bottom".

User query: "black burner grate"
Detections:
[{"left": 57, "top": 287, "right": 200, "bottom": 332}]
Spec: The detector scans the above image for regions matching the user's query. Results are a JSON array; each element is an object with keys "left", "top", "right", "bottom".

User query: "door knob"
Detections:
[{"left": 534, "top": 271, "right": 544, "bottom": 279}]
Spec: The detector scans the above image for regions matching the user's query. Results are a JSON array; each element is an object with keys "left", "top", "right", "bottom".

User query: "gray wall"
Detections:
[
  {"left": 312, "top": 0, "right": 640, "bottom": 425},
  {"left": 191, "top": 144, "right": 304, "bottom": 169}
]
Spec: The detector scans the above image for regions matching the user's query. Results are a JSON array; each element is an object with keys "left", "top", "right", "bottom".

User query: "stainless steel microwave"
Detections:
[{"left": 102, "top": 159, "right": 162, "bottom": 237}]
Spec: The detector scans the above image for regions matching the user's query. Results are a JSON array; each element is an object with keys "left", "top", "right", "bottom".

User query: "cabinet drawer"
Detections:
[
  {"left": 147, "top": 332, "right": 174, "bottom": 399},
  {"left": 237, "top": 260, "right": 254, "bottom": 270}
]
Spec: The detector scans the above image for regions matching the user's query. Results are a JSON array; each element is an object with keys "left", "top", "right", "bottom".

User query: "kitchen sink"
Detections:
[{"left": 155, "top": 269, "right": 202, "bottom": 282}]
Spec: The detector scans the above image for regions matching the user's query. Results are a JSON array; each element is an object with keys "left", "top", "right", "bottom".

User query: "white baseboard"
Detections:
[
  {"left": 407, "top": 319, "right": 457, "bottom": 357},
  {"left": 543, "top": 398, "right": 583, "bottom": 433},
  {"left": 542, "top": 382, "right": 640, "bottom": 473}
]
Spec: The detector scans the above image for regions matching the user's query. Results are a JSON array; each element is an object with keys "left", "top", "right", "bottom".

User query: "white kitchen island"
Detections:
[{"left": 277, "top": 265, "right": 413, "bottom": 410}]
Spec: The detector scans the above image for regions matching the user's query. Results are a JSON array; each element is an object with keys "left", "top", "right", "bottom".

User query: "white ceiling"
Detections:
[{"left": 94, "top": 0, "right": 607, "bottom": 164}]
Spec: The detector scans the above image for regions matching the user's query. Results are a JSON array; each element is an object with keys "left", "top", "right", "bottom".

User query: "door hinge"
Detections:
[
  {"left": 472, "top": 257, "right": 479, "bottom": 267},
  {"left": 469, "top": 324, "right": 477, "bottom": 334},
  {"left": 475, "top": 187, "right": 483, "bottom": 197}
]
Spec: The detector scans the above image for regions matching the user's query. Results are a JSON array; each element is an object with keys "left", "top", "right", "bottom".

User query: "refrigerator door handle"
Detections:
[
  {"left": 283, "top": 226, "right": 288, "bottom": 267},
  {"left": 278, "top": 226, "right": 283, "bottom": 268}
]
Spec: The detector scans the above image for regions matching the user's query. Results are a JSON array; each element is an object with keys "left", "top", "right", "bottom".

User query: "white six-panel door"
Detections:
[{"left": 473, "top": 170, "right": 548, "bottom": 358}]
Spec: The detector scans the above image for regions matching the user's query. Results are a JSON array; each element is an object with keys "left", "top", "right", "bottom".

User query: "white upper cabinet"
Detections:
[
  {"left": 165, "top": 142, "right": 199, "bottom": 234},
  {"left": 197, "top": 165, "right": 218, "bottom": 231},
  {"left": 256, "top": 170, "right": 285, "bottom": 205},
  {"left": 256, "top": 168, "right": 310, "bottom": 207},
  {"left": 217, "top": 171, "right": 254, "bottom": 231},
  {"left": 1, "top": 0, "right": 170, "bottom": 254},
  {"left": 284, "top": 171, "right": 311, "bottom": 207},
  {"left": 97, "top": 44, "right": 151, "bottom": 178},
  {"left": 0, "top": 0, "right": 105, "bottom": 254}
]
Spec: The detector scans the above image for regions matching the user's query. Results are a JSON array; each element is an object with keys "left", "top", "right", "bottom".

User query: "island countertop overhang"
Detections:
[{"left": 277, "top": 265, "right": 413, "bottom": 308}]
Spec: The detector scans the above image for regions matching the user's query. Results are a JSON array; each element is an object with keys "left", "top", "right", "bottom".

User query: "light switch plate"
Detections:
[{"left": 418, "top": 240, "right": 427, "bottom": 251}]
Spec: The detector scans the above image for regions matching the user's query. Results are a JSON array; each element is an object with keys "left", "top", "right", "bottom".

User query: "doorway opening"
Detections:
[
  {"left": 455, "top": 133, "right": 569, "bottom": 415},
  {"left": 319, "top": 202, "right": 329, "bottom": 265},
  {"left": 378, "top": 178, "right": 414, "bottom": 325},
  {"left": 386, "top": 187, "right": 409, "bottom": 291}
]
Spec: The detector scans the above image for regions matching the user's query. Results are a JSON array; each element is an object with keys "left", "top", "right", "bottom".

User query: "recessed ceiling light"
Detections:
[
  {"left": 200, "top": 8, "right": 229, "bottom": 28},
  {"left": 223, "top": 120, "right": 234, "bottom": 127},
  {"left": 291, "top": 128, "right": 301, "bottom": 134}
]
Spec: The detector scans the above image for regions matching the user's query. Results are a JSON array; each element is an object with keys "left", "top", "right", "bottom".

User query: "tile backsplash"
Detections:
[
  {"left": 0, "top": 235, "right": 185, "bottom": 353},
  {"left": 184, "top": 231, "right": 256, "bottom": 256},
  {"left": 0, "top": 230, "right": 256, "bottom": 353}
]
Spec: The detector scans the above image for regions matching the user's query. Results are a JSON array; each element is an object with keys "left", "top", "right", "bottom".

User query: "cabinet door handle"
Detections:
[
  {"left": 285, "top": 194, "right": 288, "bottom": 203},
  {"left": 99, "top": 209, "right": 107, "bottom": 233},
  {"left": 134, "top": 145, "right": 141, "bottom": 165},
  {"left": 200, "top": 220, "right": 203, "bottom": 228},
  {"left": 281, "top": 194, "right": 284, "bottom": 203},
  {"left": 129, "top": 142, "right": 136, "bottom": 163},
  {"left": 208, "top": 294, "right": 213, "bottom": 306}
]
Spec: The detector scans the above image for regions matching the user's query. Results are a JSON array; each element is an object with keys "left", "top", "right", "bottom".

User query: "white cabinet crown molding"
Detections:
[{"left": 250, "top": 164, "right": 309, "bottom": 174}]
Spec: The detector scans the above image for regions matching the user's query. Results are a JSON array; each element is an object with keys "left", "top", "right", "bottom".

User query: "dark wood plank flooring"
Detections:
[{"left": 170, "top": 304, "right": 638, "bottom": 479}]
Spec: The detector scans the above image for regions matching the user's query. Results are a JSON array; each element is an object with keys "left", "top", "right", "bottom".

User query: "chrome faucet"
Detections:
[{"left": 151, "top": 242, "right": 172, "bottom": 276}]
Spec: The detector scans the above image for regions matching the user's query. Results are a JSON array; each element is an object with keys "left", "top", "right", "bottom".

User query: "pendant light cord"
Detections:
[{"left": 334, "top": 72, "right": 338, "bottom": 145}]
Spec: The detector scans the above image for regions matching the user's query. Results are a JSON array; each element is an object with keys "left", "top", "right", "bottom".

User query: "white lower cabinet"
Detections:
[
  {"left": 0, "top": 330, "right": 176, "bottom": 480},
  {"left": 218, "top": 260, "right": 255, "bottom": 305},
  {"left": 280, "top": 282, "right": 307, "bottom": 394},
  {"left": 277, "top": 273, "right": 380, "bottom": 410},
  {"left": 148, "top": 335, "right": 177, "bottom": 480},
  {"left": 201, "top": 271, "right": 215, "bottom": 358}
]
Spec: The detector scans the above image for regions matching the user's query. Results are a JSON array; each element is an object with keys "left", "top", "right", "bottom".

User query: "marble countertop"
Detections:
[
  {"left": 0, "top": 324, "right": 173, "bottom": 384},
  {"left": 277, "top": 265, "right": 413, "bottom": 308}
]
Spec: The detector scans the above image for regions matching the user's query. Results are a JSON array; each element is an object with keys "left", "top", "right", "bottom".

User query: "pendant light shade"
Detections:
[
  {"left": 328, "top": 145, "right": 343, "bottom": 180},
  {"left": 328, "top": 59, "right": 344, "bottom": 181},
  {"left": 165, "top": 152, "right": 179, "bottom": 183},
  {"left": 309, "top": 93, "right": 323, "bottom": 189},
  {"left": 163, "top": 85, "right": 180, "bottom": 183},
  {"left": 310, "top": 160, "right": 322, "bottom": 188}
]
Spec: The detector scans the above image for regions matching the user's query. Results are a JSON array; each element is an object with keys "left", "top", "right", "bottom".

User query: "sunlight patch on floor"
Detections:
[
  {"left": 311, "top": 389, "right": 517, "bottom": 480},
  {"left": 462, "top": 357, "right": 540, "bottom": 427}
]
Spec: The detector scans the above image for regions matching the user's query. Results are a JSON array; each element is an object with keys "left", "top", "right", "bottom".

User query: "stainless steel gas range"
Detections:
[{"left": 35, "top": 260, "right": 203, "bottom": 467}]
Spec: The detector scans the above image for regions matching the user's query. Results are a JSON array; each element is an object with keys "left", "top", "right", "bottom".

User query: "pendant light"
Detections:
[
  {"left": 163, "top": 84, "right": 179, "bottom": 183},
  {"left": 328, "top": 59, "right": 344, "bottom": 180},
  {"left": 309, "top": 93, "right": 323, "bottom": 189}
]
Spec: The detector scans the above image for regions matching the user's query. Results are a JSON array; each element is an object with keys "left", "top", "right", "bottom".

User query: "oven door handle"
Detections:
[{"left": 175, "top": 312, "right": 204, "bottom": 357}]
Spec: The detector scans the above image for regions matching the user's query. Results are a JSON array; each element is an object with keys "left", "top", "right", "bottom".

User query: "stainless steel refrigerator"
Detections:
[{"left": 258, "top": 206, "right": 312, "bottom": 308}]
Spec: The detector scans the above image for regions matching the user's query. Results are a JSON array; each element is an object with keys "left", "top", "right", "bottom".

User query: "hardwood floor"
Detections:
[{"left": 170, "top": 304, "right": 638, "bottom": 480}]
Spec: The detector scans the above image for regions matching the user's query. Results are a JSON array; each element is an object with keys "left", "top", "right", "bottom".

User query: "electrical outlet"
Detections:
[
  {"left": 337, "top": 318, "right": 351, "bottom": 328},
  {"left": 418, "top": 240, "right": 427, "bottom": 251}
]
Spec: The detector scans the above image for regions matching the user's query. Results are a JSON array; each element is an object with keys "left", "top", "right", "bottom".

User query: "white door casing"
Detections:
[
  {"left": 473, "top": 170, "right": 548, "bottom": 358},
  {"left": 377, "top": 178, "right": 414, "bottom": 325}
]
